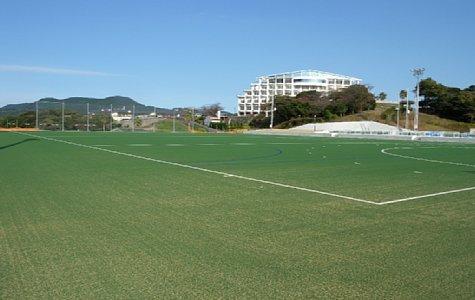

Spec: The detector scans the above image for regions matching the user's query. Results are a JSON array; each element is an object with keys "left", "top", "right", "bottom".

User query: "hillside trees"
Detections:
[
  {"left": 419, "top": 78, "right": 475, "bottom": 123},
  {"left": 255, "top": 85, "right": 375, "bottom": 128}
]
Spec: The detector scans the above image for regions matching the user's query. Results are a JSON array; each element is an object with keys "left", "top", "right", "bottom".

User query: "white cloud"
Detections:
[{"left": 0, "top": 65, "right": 122, "bottom": 76}]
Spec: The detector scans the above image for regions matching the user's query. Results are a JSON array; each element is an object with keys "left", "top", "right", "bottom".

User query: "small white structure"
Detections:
[
  {"left": 291, "top": 121, "right": 398, "bottom": 133},
  {"left": 204, "top": 110, "right": 228, "bottom": 126},
  {"left": 111, "top": 112, "right": 132, "bottom": 121}
]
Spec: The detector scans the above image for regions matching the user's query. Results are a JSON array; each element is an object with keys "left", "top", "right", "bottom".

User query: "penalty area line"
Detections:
[
  {"left": 377, "top": 187, "right": 475, "bottom": 205},
  {"left": 16, "top": 133, "right": 475, "bottom": 206},
  {"left": 16, "top": 132, "right": 377, "bottom": 205},
  {"left": 381, "top": 147, "right": 475, "bottom": 168}
]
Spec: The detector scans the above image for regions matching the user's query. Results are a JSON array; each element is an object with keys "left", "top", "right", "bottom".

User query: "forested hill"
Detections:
[{"left": 0, "top": 96, "right": 173, "bottom": 116}]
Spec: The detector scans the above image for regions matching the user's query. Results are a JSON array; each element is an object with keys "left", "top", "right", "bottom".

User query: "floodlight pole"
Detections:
[
  {"left": 173, "top": 110, "right": 176, "bottom": 133},
  {"left": 86, "top": 103, "right": 90, "bottom": 132},
  {"left": 191, "top": 107, "right": 195, "bottom": 132},
  {"left": 411, "top": 68, "right": 425, "bottom": 131},
  {"left": 35, "top": 101, "right": 39, "bottom": 129},
  {"left": 270, "top": 95, "right": 275, "bottom": 129},
  {"left": 61, "top": 102, "right": 65, "bottom": 131},
  {"left": 132, "top": 105, "right": 135, "bottom": 132},
  {"left": 152, "top": 106, "right": 156, "bottom": 133},
  {"left": 110, "top": 104, "right": 113, "bottom": 131},
  {"left": 405, "top": 89, "right": 409, "bottom": 129},
  {"left": 396, "top": 100, "right": 400, "bottom": 131}
]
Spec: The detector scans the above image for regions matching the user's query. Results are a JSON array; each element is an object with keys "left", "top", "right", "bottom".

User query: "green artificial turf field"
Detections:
[{"left": 1, "top": 131, "right": 474, "bottom": 298}]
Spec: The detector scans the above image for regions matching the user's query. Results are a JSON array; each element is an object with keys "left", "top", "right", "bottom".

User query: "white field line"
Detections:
[
  {"left": 377, "top": 187, "right": 475, "bottom": 205},
  {"left": 16, "top": 132, "right": 376, "bottom": 205},
  {"left": 381, "top": 147, "right": 475, "bottom": 168},
  {"left": 16, "top": 132, "right": 475, "bottom": 206}
]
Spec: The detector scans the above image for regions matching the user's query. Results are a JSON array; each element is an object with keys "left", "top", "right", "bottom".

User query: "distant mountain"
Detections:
[{"left": 0, "top": 96, "right": 174, "bottom": 116}]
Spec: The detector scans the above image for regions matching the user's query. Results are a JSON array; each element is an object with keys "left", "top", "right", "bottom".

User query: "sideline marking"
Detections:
[
  {"left": 267, "top": 142, "right": 311, "bottom": 145},
  {"left": 377, "top": 187, "right": 475, "bottom": 205},
  {"left": 381, "top": 147, "right": 475, "bottom": 168},
  {"left": 15, "top": 132, "right": 475, "bottom": 206}
]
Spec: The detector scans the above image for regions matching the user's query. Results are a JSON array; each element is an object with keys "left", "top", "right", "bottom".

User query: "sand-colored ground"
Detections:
[{"left": 0, "top": 128, "right": 39, "bottom": 132}]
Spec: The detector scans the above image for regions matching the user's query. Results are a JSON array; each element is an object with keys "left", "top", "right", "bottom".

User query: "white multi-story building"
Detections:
[{"left": 237, "top": 70, "right": 362, "bottom": 116}]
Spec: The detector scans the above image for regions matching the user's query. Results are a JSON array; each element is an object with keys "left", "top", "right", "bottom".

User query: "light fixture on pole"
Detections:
[{"left": 411, "top": 68, "right": 425, "bottom": 131}]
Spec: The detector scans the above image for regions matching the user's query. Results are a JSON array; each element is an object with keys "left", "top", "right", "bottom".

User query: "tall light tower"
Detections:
[
  {"left": 411, "top": 67, "right": 425, "bottom": 131},
  {"left": 61, "top": 102, "right": 65, "bottom": 131},
  {"left": 110, "top": 104, "right": 113, "bottom": 131},
  {"left": 86, "top": 103, "right": 90, "bottom": 132},
  {"left": 132, "top": 105, "right": 135, "bottom": 132},
  {"left": 269, "top": 95, "right": 275, "bottom": 129},
  {"left": 35, "top": 101, "right": 39, "bottom": 129}
]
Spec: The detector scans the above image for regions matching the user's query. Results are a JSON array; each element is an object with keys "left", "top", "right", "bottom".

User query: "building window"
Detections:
[{"left": 344, "top": 80, "right": 350, "bottom": 85}]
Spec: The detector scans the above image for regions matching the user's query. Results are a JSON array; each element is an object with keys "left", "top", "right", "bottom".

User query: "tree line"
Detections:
[
  {"left": 0, "top": 109, "right": 113, "bottom": 130},
  {"left": 419, "top": 78, "right": 475, "bottom": 123},
  {"left": 250, "top": 85, "right": 376, "bottom": 128}
]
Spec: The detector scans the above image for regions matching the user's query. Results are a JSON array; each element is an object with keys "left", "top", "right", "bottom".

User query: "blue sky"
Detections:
[{"left": 0, "top": 0, "right": 474, "bottom": 111}]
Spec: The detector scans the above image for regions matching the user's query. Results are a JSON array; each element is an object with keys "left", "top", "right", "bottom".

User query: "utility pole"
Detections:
[
  {"left": 173, "top": 109, "right": 176, "bottom": 133},
  {"left": 405, "top": 89, "right": 410, "bottom": 129},
  {"left": 35, "top": 101, "right": 39, "bottom": 129},
  {"left": 110, "top": 104, "right": 113, "bottom": 131},
  {"left": 270, "top": 95, "right": 275, "bottom": 129},
  {"left": 411, "top": 68, "right": 425, "bottom": 131},
  {"left": 86, "top": 103, "right": 90, "bottom": 132},
  {"left": 132, "top": 105, "right": 135, "bottom": 132},
  {"left": 396, "top": 100, "right": 400, "bottom": 131},
  {"left": 61, "top": 102, "right": 65, "bottom": 131},
  {"left": 191, "top": 107, "right": 195, "bottom": 132},
  {"left": 153, "top": 106, "right": 157, "bottom": 133}
]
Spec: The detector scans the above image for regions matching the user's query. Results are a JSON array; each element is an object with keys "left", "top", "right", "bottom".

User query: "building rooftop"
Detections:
[{"left": 262, "top": 69, "right": 361, "bottom": 81}]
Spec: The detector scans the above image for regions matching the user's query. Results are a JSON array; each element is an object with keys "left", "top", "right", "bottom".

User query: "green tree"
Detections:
[
  {"left": 399, "top": 90, "right": 407, "bottom": 100},
  {"left": 134, "top": 117, "right": 142, "bottom": 127},
  {"left": 419, "top": 78, "right": 475, "bottom": 122}
]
